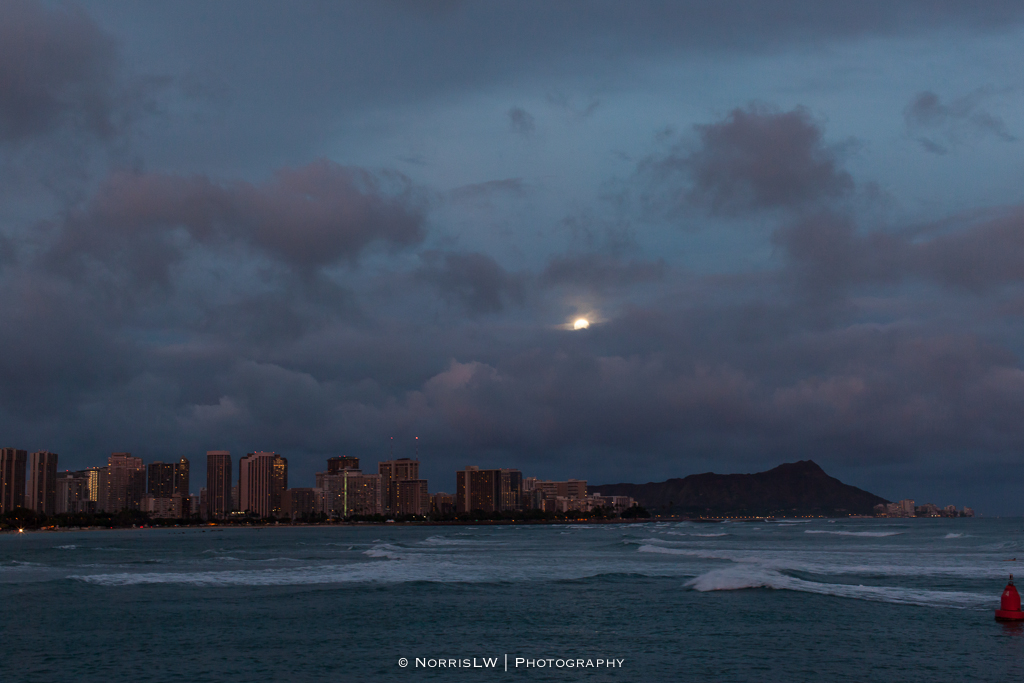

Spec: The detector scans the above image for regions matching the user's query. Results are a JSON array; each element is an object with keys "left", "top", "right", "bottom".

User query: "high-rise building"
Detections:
[
  {"left": 148, "top": 459, "right": 190, "bottom": 497},
  {"left": 327, "top": 456, "right": 360, "bottom": 473},
  {"left": 99, "top": 453, "right": 145, "bottom": 512},
  {"left": 56, "top": 470, "right": 93, "bottom": 514},
  {"left": 316, "top": 470, "right": 382, "bottom": 517},
  {"left": 456, "top": 466, "right": 523, "bottom": 514},
  {"left": 140, "top": 494, "right": 188, "bottom": 518},
  {"left": 500, "top": 470, "right": 522, "bottom": 512},
  {"left": 396, "top": 479, "right": 430, "bottom": 516},
  {"left": 378, "top": 458, "right": 420, "bottom": 514},
  {"left": 85, "top": 467, "right": 103, "bottom": 503},
  {"left": 457, "top": 466, "right": 493, "bottom": 513},
  {"left": 148, "top": 462, "right": 177, "bottom": 497},
  {"left": 144, "top": 457, "right": 191, "bottom": 518},
  {"left": 282, "top": 488, "right": 321, "bottom": 519},
  {"left": 239, "top": 452, "right": 287, "bottom": 518},
  {"left": 431, "top": 492, "right": 454, "bottom": 516},
  {"left": 532, "top": 479, "right": 587, "bottom": 500},
  {"left": 27, "top": 451, "right": 58, "bottom": 515},
  {"left": 525, "top": 479, "right": 586, "bottom": 509},
  {"left": 177, "top": 457, "right": 190, "bottom": 495},
  {"left": 205, "top": 451, "right": 232, "bottom": 519},
  {"left": 0, "top": 448, "right": 27, "bottom": 513}
]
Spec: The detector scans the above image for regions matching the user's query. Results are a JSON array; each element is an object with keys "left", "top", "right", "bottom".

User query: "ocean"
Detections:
[{"left": 2, "top": 518, "right": 1023, "bottom": 682}]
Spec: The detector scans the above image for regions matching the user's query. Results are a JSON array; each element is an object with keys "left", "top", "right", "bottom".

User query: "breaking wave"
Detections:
[
  {"left": 420, "top": 536, "right": 507, "bottom": 547},
  {"left": 635, "top": 544, "right": 1009, "bottom": 579},
  {"left": 685, "top": 566, "right": 990, "bottom": 610}
]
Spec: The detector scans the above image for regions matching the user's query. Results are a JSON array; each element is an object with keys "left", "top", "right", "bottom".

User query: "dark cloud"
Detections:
[
  {"left": 905, "top": 90, "right": 1016, "bottom": 153},
  {"left": 641, "top": 104, "right": 854, "bottom": 216},
  {"left": 98, "top": 2, "right": 1024, "bottom": 115},
  {"left": 0, "top": 267, "right": 137, "bottom": 417},
  {"left": 49, "top": 159, "right": 426, "bottom": 286},
  {"left": 507, "top": 107, "right": 535, "bottom": 135},
  {"left": 541, "top": 253, "right": 666, "bottom": 292},
  {"left": 917, "top": 211, "right": 1024, "bottom": 289},
  {"left": 71, "top": 1, "right": 1024, "bottom": 176},
  {"left": 773, "top": 208, "right": 1024, "bottom": 295},
  {"left": 416, "top": 251, "right": 525, "bottom": 314},
  {"left": 265, "top": 311, "right": 1024, "bottom": 484},
  {"left": 0, "top": 0, "right": 120, "bottom": 141}
]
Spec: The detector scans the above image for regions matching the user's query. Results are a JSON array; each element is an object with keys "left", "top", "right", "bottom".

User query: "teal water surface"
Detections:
[{"left": 2, "top": 518, "right": 1023, "bottom": 682}]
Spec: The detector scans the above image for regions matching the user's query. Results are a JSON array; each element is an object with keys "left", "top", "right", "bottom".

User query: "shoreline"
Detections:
[{"left": 1, "top": 514, "right": 982, "bottom": 535}]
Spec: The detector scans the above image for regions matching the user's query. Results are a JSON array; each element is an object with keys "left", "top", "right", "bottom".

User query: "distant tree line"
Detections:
[{"left": 1, "top": 504, "right": 652, "bottom": 531}]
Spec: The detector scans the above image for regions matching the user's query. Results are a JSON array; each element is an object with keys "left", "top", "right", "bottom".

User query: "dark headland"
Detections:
[{"left": 591, "top": 460, "right": 888, "bottom": 517}]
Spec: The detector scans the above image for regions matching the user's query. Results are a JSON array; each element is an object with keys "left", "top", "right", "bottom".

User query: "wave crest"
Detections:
[{"left": 685, "top": 566, "right": 990, "bottom": 610}]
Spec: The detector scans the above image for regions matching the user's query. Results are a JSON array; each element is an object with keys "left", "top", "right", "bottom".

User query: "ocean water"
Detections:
[{"left": 2, "top": 518, "right": 1024, "bottom": 682}]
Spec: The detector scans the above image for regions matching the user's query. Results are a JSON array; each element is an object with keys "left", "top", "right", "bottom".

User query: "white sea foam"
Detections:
[
  {"left": 363, "top": 543, "right": 423, "bottom": 560},
  {"left": 1, "top": 560, "right": 45, "bottom": 568},
  {"left": 804, "top": 530, "right": 903, "bottom": 537},
  {"left": 944, "top": 533, "right": 965, "bottom": 539},
  {"left": 420, "top": 536, "right": 506, "bottom": 547},
  {"left": 71, "top": 566, "right": 389, "bottom": 586},
  {"left": 67, "top": 558, "right": 671, "bottom": 587},
  {"left": 55, "top": 545, "right": 78, "bottom": 550},
  {"left": 635, "top": 544, "right": 1010, "bottom": 579},
  {"left": 636, "top": 545, "right": 739, "bottom": 561},
  {"left": 685, "top": 566, "right": 990, "bottom": 610}
]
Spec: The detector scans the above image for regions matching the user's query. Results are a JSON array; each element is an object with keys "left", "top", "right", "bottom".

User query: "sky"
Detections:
[{"left": 3, "top": 1, "right": 1024, "bottom": 513}]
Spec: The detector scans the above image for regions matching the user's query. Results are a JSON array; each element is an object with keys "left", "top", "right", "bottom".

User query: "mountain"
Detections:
[{"left": 591, "top": 460, "right": 888, "bottom": 517}]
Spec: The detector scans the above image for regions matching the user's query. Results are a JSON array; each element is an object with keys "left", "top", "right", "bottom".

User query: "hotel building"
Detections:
[
  {"left": 431, "top": 492, "right": 454, "bottom": 516},
  {"left": 327, "top": 456, "right": 360, "bottom": 473},
  {"left": 282, "top": 488, "right": 321, "bottom": 519},
  {"left": 378, "top": 458, "right": 420, "bottom": 515},
  {"left": 0, "top": 447, "right": 27, "bottom": 513},
  {"left": 238, "top": 451, "right": 287, "bottom": 518},
  {"left": 205, "top": 451, "right": 232, "bottom": 519},
  {"left": 99, "top": 453, "right": 145, "bottom": 512},
  {"left": 396, "top": 478, "right": 430, "bottom": 516},
  {"left": 26, "top": 451, "right": 58, "bottom": 515},
  {"left": 456, "top": 466, "right": 523, "bottom": 514},
  {"left": 316, "top": 469, "right": 382, "bottom": 517},
  {"left": 143, "top": 458, "right": 192, "bottom": 517},
  {"left": 56, "top": 470, "right": 94, "bottom": 514},
  {"left": 147, "top": 458, "right": 190, "bottom": 496}
]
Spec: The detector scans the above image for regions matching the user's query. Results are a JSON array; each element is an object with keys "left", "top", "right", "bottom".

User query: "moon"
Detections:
[{"left": 573, "top": 318, "right": 590, "bottom": 330}]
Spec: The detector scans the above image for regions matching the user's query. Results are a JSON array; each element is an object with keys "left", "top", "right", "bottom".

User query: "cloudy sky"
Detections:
[{"left": 4, "top": 1, "right": 1024, "bottom": 512}]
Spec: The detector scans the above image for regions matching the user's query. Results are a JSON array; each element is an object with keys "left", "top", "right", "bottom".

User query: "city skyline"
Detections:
[{"left": 1, "top": 444, "right": 975, "bottom": 520}]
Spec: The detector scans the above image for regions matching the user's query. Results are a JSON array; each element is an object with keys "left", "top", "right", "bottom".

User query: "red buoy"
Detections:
[{"left": 995, "top": 575, "right": 1024, "bottom": 621}]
